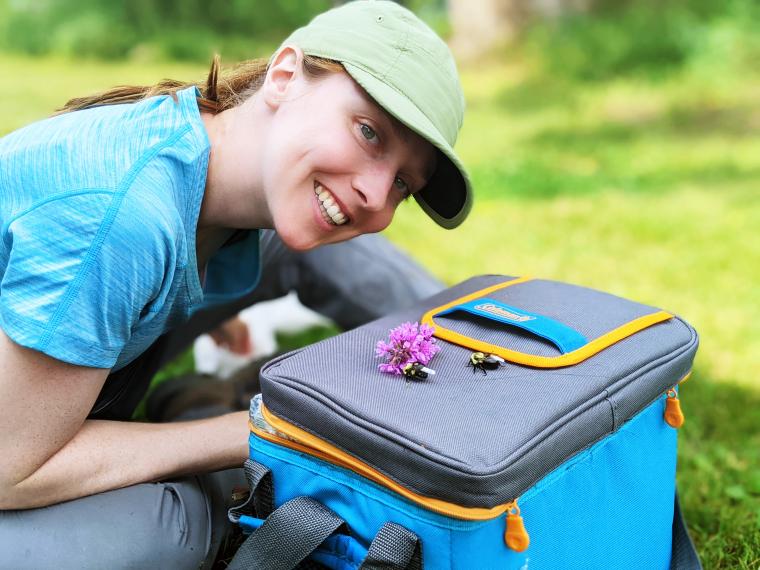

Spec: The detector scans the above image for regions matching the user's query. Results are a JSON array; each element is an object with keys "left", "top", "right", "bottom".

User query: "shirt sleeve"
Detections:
[{"left": 0, "top": 191, "right": 176, "bottom": 368}]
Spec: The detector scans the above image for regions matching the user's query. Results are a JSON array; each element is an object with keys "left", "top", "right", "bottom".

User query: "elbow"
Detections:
[
  {"left": 0, "top": 451, "right": 61, "bottom": 510},
  {"left": 0, "top": 480, "right": 23, "bottom": 510},
  {"left": 0, "top": 464, "right": 33, "bottom": 510},
  {"left": 0, "top": 475, "right": 47, "bottom": 511}
]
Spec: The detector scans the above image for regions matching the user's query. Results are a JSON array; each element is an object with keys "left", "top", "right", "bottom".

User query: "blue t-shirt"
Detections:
[{"left": 0, "top": 87, "right": 260, "bottom": 370}]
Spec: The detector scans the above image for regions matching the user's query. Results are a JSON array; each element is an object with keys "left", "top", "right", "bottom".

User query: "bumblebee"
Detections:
[
  {"left": 468, "top": 352, "right": 505, "bottom": 375},
  {"left": 402, "top": 362, "right": 435, "bottom": 381}
]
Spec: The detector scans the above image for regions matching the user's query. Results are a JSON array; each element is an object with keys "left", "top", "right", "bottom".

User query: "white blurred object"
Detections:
[{"left": 193, "top": 291, "right": 332, "bottom": 378}]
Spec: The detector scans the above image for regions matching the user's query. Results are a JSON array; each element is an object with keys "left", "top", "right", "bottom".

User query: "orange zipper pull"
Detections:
[
  {"left": 664, "top": 388, "right": 685, "bottom": 428},
  {"left": 504, "top": 500, "right": 530, "bottom": 552}
]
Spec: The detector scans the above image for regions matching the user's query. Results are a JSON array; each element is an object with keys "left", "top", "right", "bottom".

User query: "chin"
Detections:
[
  {"left": 273, "top": 202, "right": 354, "bottom": 251},
  {"left": 273, "top": 220, "right": 328, "bottom": 252},
  {"left": 275, "top": 227, "right": 318, "bottom": 252}
]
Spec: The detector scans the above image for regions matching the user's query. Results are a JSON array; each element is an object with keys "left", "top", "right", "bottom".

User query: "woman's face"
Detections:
[{"left": 258, "top": 57, "right": 437, "bottom": 251}]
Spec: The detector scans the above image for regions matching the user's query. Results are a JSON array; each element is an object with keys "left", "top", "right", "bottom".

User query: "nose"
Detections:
[{"left": 352, "top": 165, "right": 395, "bottom": 211}]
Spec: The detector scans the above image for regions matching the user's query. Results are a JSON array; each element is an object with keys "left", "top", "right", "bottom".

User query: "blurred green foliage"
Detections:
[
  {"left": 0, "top": 0, "right": 447, "bottom": 61},
  {"left": 0, "top": 0, "right": 333, "bottom": 60},
  {"left": 3, "top": 0, "right": 756, "bottom": 74},
  {"left": 525, "top": 0, "right": 760, "bottom": 81}
]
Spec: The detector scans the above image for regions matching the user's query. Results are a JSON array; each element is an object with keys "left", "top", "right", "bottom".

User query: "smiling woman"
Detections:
[
  {"left": 239, "top": 54, "right": 438, "bottom": 250},
  {"left": 0, "top": 1, "right": 469, "bottom": 569}
]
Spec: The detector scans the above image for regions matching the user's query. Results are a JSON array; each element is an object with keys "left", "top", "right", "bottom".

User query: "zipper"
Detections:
[
  {"left": 504, "top": 500, "right": 530, "bottom": 552},
  {"left": 252, "top": 404, "right": 530, "bottom": 549},
  {"left": 255, "top": 404, "right": 508, "bottom": 520},
  {"left": 663, "top": 371, "right": 690, "bottom": 428}
]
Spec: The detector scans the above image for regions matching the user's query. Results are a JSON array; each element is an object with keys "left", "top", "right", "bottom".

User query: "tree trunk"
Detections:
[{"left": 449, "top": 0, "right": 590, "bottom": 60}]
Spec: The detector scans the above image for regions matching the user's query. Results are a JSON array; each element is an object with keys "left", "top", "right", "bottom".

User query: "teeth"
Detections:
[{"left": 313, "top": 183, "right": 348, "bottom": 226}]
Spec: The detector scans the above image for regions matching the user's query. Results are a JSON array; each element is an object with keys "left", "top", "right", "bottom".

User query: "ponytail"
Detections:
[{"left": 56, "top": 54, "right": 344, "bottom": 115}]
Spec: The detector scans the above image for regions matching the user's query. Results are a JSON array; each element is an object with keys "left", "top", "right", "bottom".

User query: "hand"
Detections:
[{"left": 209, "top": 316, "right": 253, "bottom": 355}]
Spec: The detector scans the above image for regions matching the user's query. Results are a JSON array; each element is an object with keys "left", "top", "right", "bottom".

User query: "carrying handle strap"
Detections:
[
  {"left": 229, "top": 458, "right": 274, "bottom": 524},
  {"left": 421, "top": 276, "right": 673, "bottom": 369},
  {"left": 360, "top": 521, "right": 422, "bottom": 570},
  {"left": 671, "top": 492, "right": 702, "bottom": 570},
  {"left": 434, "top": 298, "right": 588, "bottom": 354},
  {"left": 229, "top": 459, "right": 422, "bottom": 570},
  {"left": 228, "top": 496, "right": 347, "bottom": 570}
]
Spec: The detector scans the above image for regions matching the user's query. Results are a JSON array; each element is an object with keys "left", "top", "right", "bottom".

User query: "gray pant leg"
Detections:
[
  {"left": 0, "top": 469, "right": 244, "bottom": 570},
  {"left": 286, "top": 232, "right": 445, "bottom": 329},
  {"left": 161, "top": 231, "right": 443, "bottom": 364}
]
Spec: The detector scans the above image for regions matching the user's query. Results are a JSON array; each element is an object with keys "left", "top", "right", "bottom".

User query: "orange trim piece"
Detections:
[
  {"left": 254, "top": 406, "right": 510, "bottom": 521},
  {"left": 421, "top": 278, "right": 673, "bottom": 368},
  {"left": 664, "top": 394, "right": 685, "bottom": 428},
  {"left": 504, "top": 511, "right": 530, "bottom": 552}
]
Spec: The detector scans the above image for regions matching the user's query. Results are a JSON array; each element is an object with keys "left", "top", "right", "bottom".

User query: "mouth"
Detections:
[{"left": 314, "top": 180, "right": 349, "bottom": 226}]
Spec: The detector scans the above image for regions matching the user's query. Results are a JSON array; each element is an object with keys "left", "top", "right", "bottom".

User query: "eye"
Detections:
[
  {"left": 393, "top": 176, "right": 411, "bottom": 200},
  {"left": 360, "top": 123, "right": 378, "bottom": 143}
]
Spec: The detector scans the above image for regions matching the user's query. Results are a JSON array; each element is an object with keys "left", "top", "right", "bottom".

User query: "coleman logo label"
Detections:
[{"left": 474, "top": 303, "right": 536, "bottom": 323}]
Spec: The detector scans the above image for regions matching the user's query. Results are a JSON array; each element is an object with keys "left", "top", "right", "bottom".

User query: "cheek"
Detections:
[
  {"left": 314, "top": 132, "right": 362, "bottom": 173},
  {"left": 312, "top": 111, "right": 362, "bottom": 165},
  {"left": 267, "top": 105, "right": 361, "bottom": 182},
  {"left": 364, "top": 204, "right": 398, "bottom": 233}
]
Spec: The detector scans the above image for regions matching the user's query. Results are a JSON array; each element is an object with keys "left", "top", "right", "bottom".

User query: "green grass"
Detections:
[
  {"left": 679, "top": 372, "right": 760, "bottom": 567},
  {"left": 1, "top": 52, "right": 758, "bottom": 568}
]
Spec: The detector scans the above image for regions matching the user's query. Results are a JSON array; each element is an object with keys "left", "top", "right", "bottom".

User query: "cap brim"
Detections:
[{"left": 343, "top": 62, "right": 472, "bottom": 229}]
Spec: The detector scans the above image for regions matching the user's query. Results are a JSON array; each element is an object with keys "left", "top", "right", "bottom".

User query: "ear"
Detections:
[{"left": 262, "top": 45, "right": 303, "bottom": 110}]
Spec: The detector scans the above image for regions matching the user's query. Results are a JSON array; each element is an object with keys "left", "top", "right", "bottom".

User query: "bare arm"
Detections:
[{"left": 0, "top": 329, "right": 249, "bottom": 510}]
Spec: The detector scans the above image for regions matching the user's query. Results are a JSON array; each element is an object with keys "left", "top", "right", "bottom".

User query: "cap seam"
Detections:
[{"left": 378, "top": 28, "right": 409, "bottom": 83}]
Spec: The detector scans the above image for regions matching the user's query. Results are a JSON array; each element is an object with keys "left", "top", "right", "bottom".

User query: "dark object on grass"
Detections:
[{"left": 146, "top": 354, "right": 278, "bottom": 422}]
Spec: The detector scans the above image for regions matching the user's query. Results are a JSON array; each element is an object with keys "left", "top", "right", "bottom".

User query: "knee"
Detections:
[
  {"left": 0, "top": 479, "right": 217, "bottom": 570},
  {"left": 139, "top": 480, "right": 214, "bottom": 569}
]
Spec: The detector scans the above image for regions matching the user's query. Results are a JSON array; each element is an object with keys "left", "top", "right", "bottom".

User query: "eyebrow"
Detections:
[
  {"left": 386, "top": 114, "right": 410, "bottom": 143},
  {"left": 365, "top": 96, "right": 408, "bottom": 143},
  {"left": 387, "top": 114, "right": 438, "bottom": 187}
]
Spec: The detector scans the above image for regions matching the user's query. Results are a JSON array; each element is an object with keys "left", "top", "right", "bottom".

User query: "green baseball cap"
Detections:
[{"left": 277, "top": 0, "right": 472, "bottom": 229}]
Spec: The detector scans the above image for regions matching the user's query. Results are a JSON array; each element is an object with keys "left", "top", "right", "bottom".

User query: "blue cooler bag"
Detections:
[{"left": 228, "top": 276, "right": 701, "bottom": 570}]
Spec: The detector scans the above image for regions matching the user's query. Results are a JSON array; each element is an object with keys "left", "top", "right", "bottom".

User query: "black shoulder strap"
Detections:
[{"left": 671, "top": 492, "right": 702, "bottom": 570}]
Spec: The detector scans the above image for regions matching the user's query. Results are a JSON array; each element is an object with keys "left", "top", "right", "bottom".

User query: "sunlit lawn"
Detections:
[{"left": 1, "top": 52, "right": 758, "bottom": 568}]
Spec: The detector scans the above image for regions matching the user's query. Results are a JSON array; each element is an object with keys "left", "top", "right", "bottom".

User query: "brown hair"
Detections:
[{"left": 56, "top": 53, "right": 345, "bottom": 115}]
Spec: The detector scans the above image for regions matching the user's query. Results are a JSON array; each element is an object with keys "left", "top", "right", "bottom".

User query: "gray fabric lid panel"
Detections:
[{"left": 259, "top": 275, "right": 698, "bottom": 507}]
